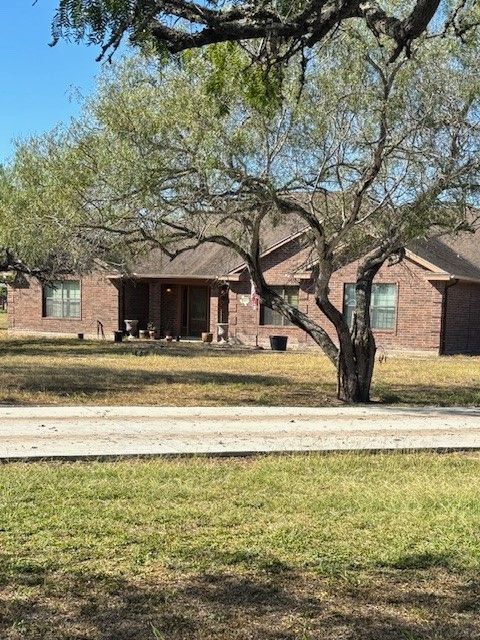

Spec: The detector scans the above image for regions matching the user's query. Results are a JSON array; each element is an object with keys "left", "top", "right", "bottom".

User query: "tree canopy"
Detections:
[
  {"left": 0, "top": 159, "right": 105, "bottom": 278},
  {"left": 8, "top": 21, "right": 480, "bottom": 399},
  {"left": 51, "top": 1, "right": 480, "bottom": 64}
]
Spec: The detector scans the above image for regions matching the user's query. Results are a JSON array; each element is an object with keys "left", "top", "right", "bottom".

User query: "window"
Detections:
[
  {"left": 43, "top": 281, "right": 81, "bottom": 318},
  {"left": 343, "top": 283, "right": 397, "bottom": 331},
  {"left": 260, "top": 286, "right": 299, "bottom": 326}
]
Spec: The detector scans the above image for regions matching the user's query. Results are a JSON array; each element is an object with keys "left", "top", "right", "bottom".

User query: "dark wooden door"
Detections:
[{"left": 184, "top": 286, "right": 209, "bottom": 336}]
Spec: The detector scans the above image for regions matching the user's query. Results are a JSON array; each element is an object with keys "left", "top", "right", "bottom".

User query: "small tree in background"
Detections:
[{"left": 9, "top": 23, "right": 480, "bottom": 401}]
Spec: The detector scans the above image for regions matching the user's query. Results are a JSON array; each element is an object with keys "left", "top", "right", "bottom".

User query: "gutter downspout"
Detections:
[{"left": 439, "top": 277, "right": 459, "bottom": 355}]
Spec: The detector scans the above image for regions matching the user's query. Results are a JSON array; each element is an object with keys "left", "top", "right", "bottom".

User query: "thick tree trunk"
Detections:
[
  {"left": 261, "top": 277, "right": 378, "bottom": 403},
  {"left": 250, "top": 236, "right": 394, "bottom": 404},
  {"left": 337, "top": 323, "right": 376, "bottom": 403}
]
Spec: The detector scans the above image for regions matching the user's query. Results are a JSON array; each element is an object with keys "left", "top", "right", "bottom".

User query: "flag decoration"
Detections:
[{"left": 250, "top": 279, "right": 259, "bottom": 311}]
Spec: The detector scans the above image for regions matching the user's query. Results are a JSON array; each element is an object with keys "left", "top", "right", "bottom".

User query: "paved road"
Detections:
[{"left": 0, "top": 405, "right": 479, "bottom": 459}]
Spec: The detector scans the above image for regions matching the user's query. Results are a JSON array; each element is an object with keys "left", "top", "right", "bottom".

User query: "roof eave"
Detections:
[
  {"left": 404, "top": 249, "right": 449, "bottom": 274},
  {"left": 109, "top": 273, "right": 216, "bottom": 280},
  {"left": 405, "top": 249, "right": 480, "bottom": 284},
  {"left": 426, "top": 274, "right": 480, "bottom": 284}
]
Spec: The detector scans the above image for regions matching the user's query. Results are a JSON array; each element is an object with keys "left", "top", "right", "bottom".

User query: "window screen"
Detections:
[
  {"left": 343, "top": 283, "right": 396, "bottom": 331},
  {"left": 260, "top": 286, "right": 299, "bottom": 326},
  {"left": 43, "top": 281, "right": 81, "bottom": 318}
]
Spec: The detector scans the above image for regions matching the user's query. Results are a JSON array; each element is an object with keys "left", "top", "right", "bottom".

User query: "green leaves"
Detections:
[
  {"left": 6, "top": 16, "right": 480, "bottom": 276},
  {"left": 52, "top": 0, "right": 135, "bottom": 44}
]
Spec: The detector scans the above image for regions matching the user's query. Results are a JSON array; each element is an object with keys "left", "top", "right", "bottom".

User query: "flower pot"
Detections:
[
  {"left": 216, "top": 323, "right": 229, "bottom": 343},
  {"left": 124, "top": 319, "right": 139, "bottom": 338},
  {"left": 269, "top": 335, "right": 288, "bottom": 351},
  {"left": 202, "top": 332, "right": 213, "bottom": 343},
  {"left": 139, "top": 329, "right": 149, "bottom": 340}
]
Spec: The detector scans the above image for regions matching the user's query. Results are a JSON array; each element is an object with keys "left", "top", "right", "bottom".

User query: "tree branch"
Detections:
[{"left": 52, "top": 0, "right": 445, "bottom": 63}]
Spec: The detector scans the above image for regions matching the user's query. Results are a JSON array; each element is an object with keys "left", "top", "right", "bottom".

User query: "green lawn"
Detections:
[
  {"left": 0, "top": 331, "right": 480, "bottom": 406},
  {"left": 1, "top": 454, "right": 479, "bottom": 639}
]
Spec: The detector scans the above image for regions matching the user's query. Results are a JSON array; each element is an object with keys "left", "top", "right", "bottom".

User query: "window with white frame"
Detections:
[
  {"left": 43, "top": 281, "right": 81, "bottom": 318},
  {"left": 260, "top": 286, "right": 299, "bottom": 326},
  {"left": 343, "top": 283, "right": 397, "bottom": 331}
]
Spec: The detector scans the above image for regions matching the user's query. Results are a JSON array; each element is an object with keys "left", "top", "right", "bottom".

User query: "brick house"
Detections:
[{"left": 7, "top": 225, "right": 480, "bottom": 354}]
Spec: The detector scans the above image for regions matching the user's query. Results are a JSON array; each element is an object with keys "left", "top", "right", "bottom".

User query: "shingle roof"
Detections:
[
  {"left": 131, "top": 243, "right": 240, "bottom": 278},
  {"left": 128, "top": 221, "right": 480, "bottom": 282},
  {"left": 410, "top": 233, "right": 480, "bottom": 281},
  {"left": 130, "top": 216, "right": 306, "bottom": 278}
]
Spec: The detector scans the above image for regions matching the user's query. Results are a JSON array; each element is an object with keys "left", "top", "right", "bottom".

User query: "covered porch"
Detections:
[{"left": 118, "top": 276, "right": 229, "bottom": 339}]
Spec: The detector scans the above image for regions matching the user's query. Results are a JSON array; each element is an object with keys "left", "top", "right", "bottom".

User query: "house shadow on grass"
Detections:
[
  {"left": 0, "top": 362, "right": 289, "bottom": 405},
  {"left": 0, "top": 337, "right": 274, "bottom": 360},
  {"left": 0, "top": 553, "right": 479, "bottom": 640}
]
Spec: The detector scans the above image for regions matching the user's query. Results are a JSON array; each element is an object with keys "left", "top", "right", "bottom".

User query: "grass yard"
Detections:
[
  {"left": 0, "top": 329, "right": 479, "bottom": 406},
  {"left": 0, "top": 454, "right": 479, "bottom": 639}
]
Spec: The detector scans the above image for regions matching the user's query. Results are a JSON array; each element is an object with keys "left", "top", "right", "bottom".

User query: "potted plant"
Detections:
[
  {"left": 165, "top": 327, "right": 173, "bottom": 342},
  {"left": 147, "top": 321, "right": 156, "bottom": 339}
]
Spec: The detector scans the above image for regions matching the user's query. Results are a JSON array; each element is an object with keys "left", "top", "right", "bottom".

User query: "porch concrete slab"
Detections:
[{"left": 0, "top": 405, "right": 479, "bottom": 460}]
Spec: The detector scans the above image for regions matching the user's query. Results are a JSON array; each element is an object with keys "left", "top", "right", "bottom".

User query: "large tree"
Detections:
[
  {"left": 10, "top": 25, "right": 480, "bottom": 401},
  {"left": 50, "top": 0, "right": 478, "bottom": 63}
]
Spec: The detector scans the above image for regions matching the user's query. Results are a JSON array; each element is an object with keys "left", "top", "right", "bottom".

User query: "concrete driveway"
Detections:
[{"left": 0, "top": 405, "right": 479, "bottom": 460}]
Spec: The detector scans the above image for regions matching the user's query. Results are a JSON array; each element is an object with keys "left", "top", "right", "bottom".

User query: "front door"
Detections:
[{"left": 181, "top": 286, "right": 209, "bottom": 337}]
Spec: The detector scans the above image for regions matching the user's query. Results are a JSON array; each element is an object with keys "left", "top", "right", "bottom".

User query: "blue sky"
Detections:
[{"left": 0, "top": 1, "right": 104, "bottom": 163}]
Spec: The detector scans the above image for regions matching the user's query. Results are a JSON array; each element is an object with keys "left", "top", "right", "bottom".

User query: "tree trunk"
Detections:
[
  {"left": 252, "top": 246, "right": 387, "bottom": 404},
  {"left": 336, "top": 317, "right": 376, "bottom": 404}
]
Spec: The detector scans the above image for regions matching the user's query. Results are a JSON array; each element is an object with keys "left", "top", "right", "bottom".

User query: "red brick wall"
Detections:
[
  {"left": 443, "top": 281, "right": 480, "bottom": 355},
  {"left": 228, "top": 239, "right": 445, "bottom": 353},
  {"left": 8, "top": 273, "right": 120, "bottom": 338},
  {"left": 10, "top": 246, "right": 479, "bottom": 354}
]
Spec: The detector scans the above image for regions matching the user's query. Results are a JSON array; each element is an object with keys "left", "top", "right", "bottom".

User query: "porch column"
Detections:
[
  {"left": 209, "top": 284, "right": 219, "bottom": 334},
  {"left": 149, "top": 280, "right": 162, "bottom": 336}
]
